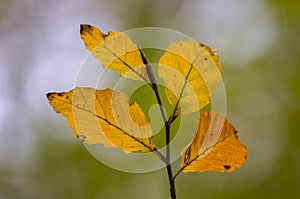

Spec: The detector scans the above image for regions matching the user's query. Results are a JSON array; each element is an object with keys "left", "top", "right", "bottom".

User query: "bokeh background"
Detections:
[{"left": 1, "top": 0, "right": 300, "bottom": 198}]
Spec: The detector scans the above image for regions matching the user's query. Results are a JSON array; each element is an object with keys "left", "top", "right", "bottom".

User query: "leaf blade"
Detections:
[
  {"left": 80, "top": 24, "right": 148, "bottom": 82},
  {"left": 180, "top": 111, "right": 247, "bottom": 172},
  {"left": 158, "top": 42, "right": 222, "bottom": 115},
  {"left": 47, "top": 87, "right": 154, "bottom": 153}
]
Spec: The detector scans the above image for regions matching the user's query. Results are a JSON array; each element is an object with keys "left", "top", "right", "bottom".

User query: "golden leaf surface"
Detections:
[
  {"left": 47, "top": 87, "right": 154, "bottom": 153},
  {"left": 80, "top": 24, "right": 148, "bottom": 82},
  {"left": 180, "top": 111, "right": 247, "bottom": 172},
  {"left": 158, "top": 42, "right": 222, "bottom": 115}
]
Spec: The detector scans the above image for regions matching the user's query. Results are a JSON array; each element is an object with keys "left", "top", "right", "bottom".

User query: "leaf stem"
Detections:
[
  {"left": 168, "top": 63, "right": 194, "bottom": 125},
  {"left": 173, "top": 167, "right": 184, "bottom": 180},
  {"left": 140, "top": 49, "right": 176, "bottom": 199}
]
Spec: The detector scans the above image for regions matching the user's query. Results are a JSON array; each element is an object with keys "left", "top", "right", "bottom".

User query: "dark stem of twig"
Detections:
[
  {"left": 140, "top": 49, "right": 168, "bottom": 124},
  {"left": 140, "top": 49, "right": 176, "bottom": 199},
  {"left": 166, "top": 123, "right": 176, "bottom": 199},
  {"left": 168, "top": 114, "right": 178, "bottom": 126}
]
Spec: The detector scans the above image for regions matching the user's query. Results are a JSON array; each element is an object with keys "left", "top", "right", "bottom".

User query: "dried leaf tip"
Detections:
[
  {"left": 212, "top": 48, "right": 218, "bottom": 55},
  {"left": 46, "top": 92, "right": 53, "bottom": 98},
  {"left": 80, "top": 24, "right": 92, "bottom": 34}
]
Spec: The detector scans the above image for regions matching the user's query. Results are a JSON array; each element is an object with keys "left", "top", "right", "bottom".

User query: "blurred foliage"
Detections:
[{"left": 1, "top": 0, "right": 300, "bottom": 198}]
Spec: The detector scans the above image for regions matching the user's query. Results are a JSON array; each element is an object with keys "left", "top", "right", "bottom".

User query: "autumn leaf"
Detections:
[
  {"left": 80, "top": 24, "right": 148, "bottom": 82},
  {"left": 180, "top": 111, "right": 247, "bottom": 172},
  {"left": 47, "top": 87, "right": 155, "bottom": 153},
  {"left": 158, "top": 42, "right": 222, "bottom": 115}
]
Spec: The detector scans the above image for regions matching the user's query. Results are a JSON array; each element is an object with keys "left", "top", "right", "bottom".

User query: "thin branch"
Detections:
[
  {"left": 166, "top": 124, "right": 176, "bottom": 199},
  {"left": 167, "top": 115, "right": 178, "bottom": 126},
  {"left": 139, "top": 49, "right": 168, "bottom": 124},
  {"left": 154, "top": 146, "right": 167, "bottom": 163},
  {"left": 140, "top": 49, "right": 176, "bottom": 199}
]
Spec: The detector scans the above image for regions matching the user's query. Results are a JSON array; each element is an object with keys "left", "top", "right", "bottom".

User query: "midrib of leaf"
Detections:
[
  {"left": 85, "top": 29, "right": 149, "bottom": 83},
  {"left": 51, "top": 92, "right": 154, "bottom": 152},
  {"left": 169, "top": 49, "right": 210, "bottom": 119},
  {"left": 170, "top": 61, "right": 194, "bottom": 118}
]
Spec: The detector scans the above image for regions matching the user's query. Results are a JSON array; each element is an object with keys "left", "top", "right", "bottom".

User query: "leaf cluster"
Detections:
[{"left": 47, "top": 24, "right": 247, "bottom": 199}]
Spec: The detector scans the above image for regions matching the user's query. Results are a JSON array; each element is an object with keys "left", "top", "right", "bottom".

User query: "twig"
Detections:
[
  {"left": 140, "top": 49, "right": 176, "bottom": 199},
  {"left": 154, "top": 146, "right": 167, "bottom": 163},
  {"left": 139, "top": 49, "right": 168, "bottom": 124},
  {"left": 166, "top": 123, "right": 176, "bottom": 199}
]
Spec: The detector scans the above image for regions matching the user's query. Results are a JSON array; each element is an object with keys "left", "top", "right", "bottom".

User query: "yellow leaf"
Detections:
[
  {"left": 47, "top": 87, "right": 154, "bottom": 153},
  {"left": 80, "top": 24, "right": 148, "bottom": 82},
  {"left": 180, "top": 111, "right": 247, "bottom": 172},
  {"left": 158, "top": 42, "right": 222, "bottom": 115}
]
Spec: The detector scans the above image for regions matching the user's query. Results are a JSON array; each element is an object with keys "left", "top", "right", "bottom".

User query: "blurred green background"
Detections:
[{"left": 1, "top": 0, "right": 300, "bottom": 198}]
